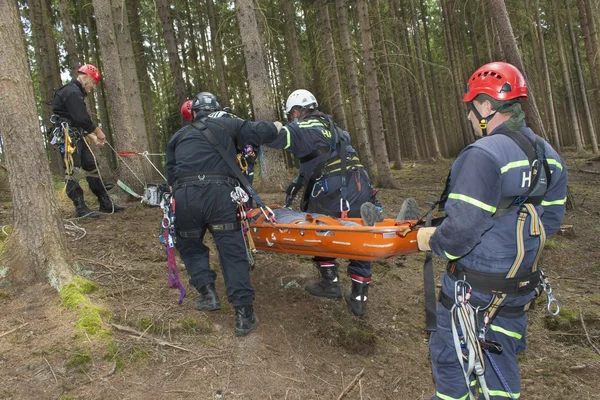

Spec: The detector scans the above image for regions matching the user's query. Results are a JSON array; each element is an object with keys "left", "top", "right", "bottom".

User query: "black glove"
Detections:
[{"left": 284, "top": 177, "right": 304, "bottom": 207}]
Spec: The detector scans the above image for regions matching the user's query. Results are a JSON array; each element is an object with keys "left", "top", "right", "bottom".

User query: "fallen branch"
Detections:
[
  {"left": 269, "top": 369, "right": 305, "bottom": 383},
  {"left": 111, "top": 323, "right": 196, "bottom": 354},
  {"left": 579, "top": 310, "right": 600, "bottom": 356},
  {"left": 578, "top": 169, "right": 600, "bottom": 175},
  {"left": 586, "top": 154, "right": 600, "bottom": 162},
  {"left": 337, "top": 368, "right": 364, "bottom": 400},
  {"left": 43, "top": 356, "right": 58, "bottom": 385},
  {"left": 0, "top": 322, "right": 28, "bottom": 339}
]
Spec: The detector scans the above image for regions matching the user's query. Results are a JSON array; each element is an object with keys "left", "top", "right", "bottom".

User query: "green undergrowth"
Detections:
[
  {"left": 60, "top": 276, "right": 111, "bottom": 338},
  {"left": 543, "top": 307, "right": 600, "bottom": 347}
]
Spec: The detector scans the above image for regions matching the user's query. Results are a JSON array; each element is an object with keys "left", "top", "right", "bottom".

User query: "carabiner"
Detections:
[
  {"left": 261, "top": 206, "right": 277, "bottom": 224},
  {"left": 339, "top": 199, "right": 350, "bottom": 219},
  {"left": 311, "top": 182, "right": 324, "bottom": 198}
]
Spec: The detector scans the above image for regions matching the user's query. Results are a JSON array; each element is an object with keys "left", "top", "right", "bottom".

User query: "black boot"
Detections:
[
  {"left": 66, "top": 180, "right": 100, "bottom": 218},
  {"left": 87, "top": 176, "right": 125, "bottom": 213},
  {"left": 195, "top": 283, "right": 221, "bottom": 311},
  {"left": 345, "top": 276, "right": 370, "bottom": 317},
  {"left": 98, "top": 194, "right": 126, "bottom": 213},
  {"left": 234, "top": 305, "right": 258, "bottom": 337},
  {"left": 305, "top": 261, "right": 342, "bottom": 299}
]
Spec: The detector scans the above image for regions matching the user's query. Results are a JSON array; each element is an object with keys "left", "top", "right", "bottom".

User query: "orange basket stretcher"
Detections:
[{"left": 246, "top": 207, "right": 419, "bottom": 261}]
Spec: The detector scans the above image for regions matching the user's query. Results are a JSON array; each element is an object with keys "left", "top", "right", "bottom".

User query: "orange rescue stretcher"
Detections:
[{"left": 246, "top": 207, "right": 420, "bottom": 261}]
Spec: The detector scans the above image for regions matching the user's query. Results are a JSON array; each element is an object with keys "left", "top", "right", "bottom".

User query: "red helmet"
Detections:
[
  {"left": 78, "top": 64, "right": 101, "bottom": 83},
  {"left": 180, "top": 100, "right": 193, "bottom": 121},
  {"left": 463, "top": 62, "right": 528, "bottom": 103}
]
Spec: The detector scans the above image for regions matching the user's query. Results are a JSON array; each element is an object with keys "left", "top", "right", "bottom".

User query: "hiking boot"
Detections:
[
  {"left": 360, "top": 202, "right": 383, "bottom": 226},
  {"left": 195, "top": 283, "right": 221, "bottom": 311},
  {"left": 345, "top": 275, "right": 370, "bottom": 317},
  {"left": 396, "top": 198, "right": 420, "bottom": 221},
  {"left": 67, "top": 180, "right": 100, "bottom": 218},
  {"left": 87, "top": 176, "right": 125, "bottom": 213},
  {"left": 234, "top": 305, "right": 258, "bottom": 337},
  {"left": 305, "top": 261, "right": 342, "bottom": 299},
  {"left": 74, "top": 197, "right": 101, "bottom": 218},
  {"left": 98, "top": 194, "right": 125, "bottom": 213}
]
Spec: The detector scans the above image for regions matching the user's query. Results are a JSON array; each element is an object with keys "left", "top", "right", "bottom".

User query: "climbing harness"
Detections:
[
  {"left": 231, "top": 186, "right": 256, "bottom": 267},
  {"left": 159, "top": 192, "right": 186, "bottom": 304}
]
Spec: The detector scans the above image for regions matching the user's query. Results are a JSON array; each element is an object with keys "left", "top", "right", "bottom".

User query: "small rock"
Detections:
[{"left": 378, "top": 369, "right": 385, "bottom": 378}]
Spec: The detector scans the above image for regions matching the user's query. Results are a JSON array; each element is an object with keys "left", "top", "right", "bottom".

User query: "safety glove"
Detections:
[
  {"left": 284, "top": 176, "right": 304, "bottom": 207},
  {"left": 416, "top": 227, "right": 436, "bottom": 252}
]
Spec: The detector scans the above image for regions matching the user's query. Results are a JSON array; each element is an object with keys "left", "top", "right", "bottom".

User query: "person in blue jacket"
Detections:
[
  {"left": 417, "top": 62, "right": 568, "bottom": 400},
  {"left": 264, "top": 89, "right": 375, "bottom": 317}
]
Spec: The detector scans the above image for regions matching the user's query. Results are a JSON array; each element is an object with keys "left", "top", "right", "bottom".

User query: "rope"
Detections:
[
  {"left": 83, "top": 136, "right": 115, "bottom": 214},
  {"left": 105, "top": 141, "right": 145, "bottom": 187},
  {"left": 140, "top": 151, "right": 167, "bottom": 182},
  {"left": 484, "top": 350, "right": 516, "bottom": 400},
  {"left": 64, "top": 220, "right": 87, "bottom": 240}
]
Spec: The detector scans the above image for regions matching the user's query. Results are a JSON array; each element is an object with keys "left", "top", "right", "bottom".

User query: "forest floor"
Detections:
[{"left": 0, "top": 155, "right": 599, "bottom": 400}]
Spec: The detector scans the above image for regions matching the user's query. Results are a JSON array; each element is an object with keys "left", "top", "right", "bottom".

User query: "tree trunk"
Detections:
[
  {"left": 536, "top": 0, "right": 561, "bottom": 150},
  {"left": 92, "top": 0, "right": 150, "bottom": 192},
  {"left": 440, "top": 0, "right": 472, "bottom": 149},
  {"left": 465, "top": 3, "right": 481, "bottom": 70},
  {"left": 28, "top": 0, "right": 62, "bottom": 175},
  {"left": 198, "top": 8, "right": 216, "bottom": 93},
  {"left": 420, "top": 0, "right": 448, "bottom": 156},
  {"left": 207, "top": 0, "right": 229, "bottom": 106},
  {"left": 551, "top": 0, "right": 585, "bottom": 152},
  {"left": 57, "top": 0, "right": 81, "bottom": 74},
  {"left": 235, "top": 0, "right": 287, "bottom": 191},
  {"left": 111, "top": 0, "right": 154, "bottom": 177},
  {"left": 410, "top": 0, "right": 442, "bottom": 158},
  {"left": 157, "top": 0, "right": 187, "bottom": 105},
  {"left": 175, "top": 15, "right": 192, "bottom": 95},
  {"left": 313, "top": 0, "right": 348, "bottom": 130},
  {"left": 577, "top": 0, "right": 600, "bottom": 129},
  {"left": 282, "top": 0, "right": 306, "bottom": 89},
  {"left": 335, "top": 0, "right": 375, "bottom": 178},
  {"left": 0, "top": 0, "right": 72, "bottom": 288},
  {"left": 487, "top": 0, "right": 549, "bottom": 142},
  {"left": 40, "top": 0, "right": 62, "bottom": 91},
  {"left": 127, "top": 0, "right": 160, "bottom": 166},
  {"left": 356, "top": 0, "right": 396, "bottom": 188},
  {"left": 374, "top": 0, "right": 402, "bottom": 169},
  {"left": 86, "top": 8, "right": 117, "bottom": 171},
  {"left": 567, "top": 2, "right": 598, "bottom": 154}
]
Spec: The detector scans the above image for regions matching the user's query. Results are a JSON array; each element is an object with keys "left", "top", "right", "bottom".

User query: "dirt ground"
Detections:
[{"left": 1, "top": 155, "right": 599, "bottom": 400}]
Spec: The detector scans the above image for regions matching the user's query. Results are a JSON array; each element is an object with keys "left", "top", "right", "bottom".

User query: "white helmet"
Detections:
[{"left": 285, "top": 89, "right": 318, "bottom": 114}]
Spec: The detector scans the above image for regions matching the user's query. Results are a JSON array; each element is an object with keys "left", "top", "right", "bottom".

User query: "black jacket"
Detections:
[
  {"left": 166, "top": 111, "right": 278, "bottom": 187},
  {"left": 51, "top": 79, "right": 97, "bottom": 134}
]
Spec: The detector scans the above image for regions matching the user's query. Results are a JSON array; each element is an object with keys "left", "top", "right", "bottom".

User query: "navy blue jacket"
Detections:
[
  {"left": 166, "top": 112, "right": 277, "bottom": 187},
  {"left": 265, "top": 115, "right": 372, "bottom": 215},
  {"left": 430, "top": 123, "right": 568, "bottom": 305},
  {"left": 51, "top": 79, "right": 97, "bottom": 134}
]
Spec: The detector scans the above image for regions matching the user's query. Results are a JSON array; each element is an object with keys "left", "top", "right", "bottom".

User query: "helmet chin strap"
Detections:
[{"left": 467, "top": 102, "right": 496, "bottom": 137}]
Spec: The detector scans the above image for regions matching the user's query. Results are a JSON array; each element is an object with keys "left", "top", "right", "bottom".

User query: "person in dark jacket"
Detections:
[
  {"left": 418, "top": 62, "right": 568, "bottom": 400},
  {"left": 264, "top": 89, "right": 376, "bottom": 317},
  {"left": 167, "top": 92, "right": 281, "bottom": 337},
  {"left": 51, "top": 64, "right": 124, "bottom": 217},
  {"left": 181, "top": 102, "right": 257, "bottom": 208}
]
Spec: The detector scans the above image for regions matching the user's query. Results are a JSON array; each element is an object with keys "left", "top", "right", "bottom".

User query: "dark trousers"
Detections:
[
  {"left": 174, "top": 180, "right": 253, "bottom": 307},
  {"left": 307, "top": 171, "right": 373, "bottom": 278},
  {"left": 60, "top": 137, "right": 107, "bottom": 201},
  {"left": 429, "top": 302, "right": 526, "bottom": 399}
]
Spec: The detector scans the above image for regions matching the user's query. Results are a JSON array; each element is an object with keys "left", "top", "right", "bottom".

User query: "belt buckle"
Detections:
[{"left": 197, "top": 174, "right": 205, "bottom": 181}]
